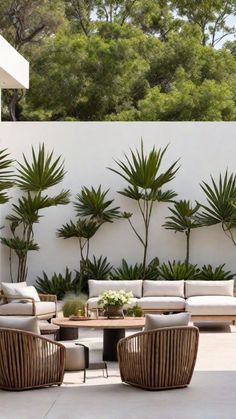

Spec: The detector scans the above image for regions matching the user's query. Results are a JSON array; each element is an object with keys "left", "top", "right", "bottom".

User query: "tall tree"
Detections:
[
  {"left": 0, "top": 0, "right": 65, "bottom": 120},
  {"left": 172, "top": 0, "right": 236, "bottom": 46}
]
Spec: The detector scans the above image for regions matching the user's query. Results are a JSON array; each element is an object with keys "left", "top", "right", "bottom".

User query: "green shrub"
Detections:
[
  {"left": 110, "top": 257, "right": 159, "bottom": 280},
  {"left": 85, "top": 256, "right": 113, "bottom": 280},
  {"left": 198, "top": 264, "right": 235, "bottom": 280},
  {"left": 62, "top": 293, "right": 87, "bottom": 317},
  {"left": 158, "top": 260, "right": 200, "bottom": 280},
  {"left": 36, "top": 267, "right": 76, "bottom": 299}
]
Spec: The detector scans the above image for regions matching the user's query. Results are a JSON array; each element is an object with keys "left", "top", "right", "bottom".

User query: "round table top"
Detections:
[{"left": 52, "top": 317, "right": 145, "bottom": 329}]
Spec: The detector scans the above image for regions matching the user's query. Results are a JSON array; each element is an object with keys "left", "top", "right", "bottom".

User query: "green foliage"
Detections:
[
  {"left": 198, "top": 171, "right": 236, "bottom": 245},
  {"left": 0, "top": 149, "right": 13, "bottom": 204},
  {"left": 1, "top": 144, "right": 69, "bottom": 282},
  {"left": 74, "top": 186, "right": 120, "bottom": 223},
  {"left": 1, "top": 1, "right": 236, "bottom": 121},
  {"left": 85, "top": 256, "right": 113, "bottom": 280},
  {"left": 126, "top": 304, "right": 144, "bottom": 317},
  {"left": 36, "top": 268, "right": 76, "bottom": 299},
  {"left": 110, "top": 140, "right": 179, "bottom": 270},
  {"left": 158, "top": 260, "right": 200, "bottom": 280},
  {"left": 198, "top": 264, "right": 235, "bottom": 281},
  {"left": 110, "top": 257, "right": 159, "bottom": 280},
  {"left": 163, "top": 200, "right": 202, "bottom": 263},
  {"left": 62, "top": 293, "right": 87, "bottom": 317}
]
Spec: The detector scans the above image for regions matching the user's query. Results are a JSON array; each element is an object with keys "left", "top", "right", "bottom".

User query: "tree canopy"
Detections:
[{"left": 0, "top": 0, "right": 236, "bottom": 121}]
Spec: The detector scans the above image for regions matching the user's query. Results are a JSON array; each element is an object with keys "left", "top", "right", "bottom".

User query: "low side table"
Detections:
[{"left": 39, "top": 321, "right": 60, "bottom": 340}]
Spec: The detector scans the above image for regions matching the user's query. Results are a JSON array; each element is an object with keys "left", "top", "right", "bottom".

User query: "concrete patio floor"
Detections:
[{"left": 0, "top": 322, "right": 236, "bottom": 419}]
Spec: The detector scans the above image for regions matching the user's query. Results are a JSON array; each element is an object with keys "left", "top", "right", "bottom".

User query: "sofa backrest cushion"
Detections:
[
  {"left": 185, "top": 280, "right": 234, "bottom": 298},
  {"left": 0, "top": 316, "right": 40, "bottom": 335},
  {"left": 144, "top": 312, "right": 190, "bottom": 331},
  {"left": 89, "top": 280, "right": 143, "bottom": 298},
  {"left": 143, "top": 280, "right": 184, "bottom": 297}
]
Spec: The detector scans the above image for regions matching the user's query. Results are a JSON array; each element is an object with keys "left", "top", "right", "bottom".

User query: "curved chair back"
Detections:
[
  {"left": 118, "top": 326, "right": 199, "bottom": 390},
  {"left": 0, "top": 328, "right": 65, "bottom": 390}
]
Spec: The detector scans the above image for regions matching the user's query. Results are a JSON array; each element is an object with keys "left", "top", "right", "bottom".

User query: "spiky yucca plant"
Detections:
[
  {"left": 57, "top": 185, "right": 120, "bottom": 291},
  {"left": 1, "top": 144, "right": 69, "bottom": 282},
  {"left": 109, "top": 140, "right": 179, "bottom": 273},
  {"left": 158, "top": 260, "right": 200, "bottom": 280},
  {"left": 198, "top": 171, "right": 236, "bottom": 246},
  {"left": 163, "top": 200, "right": 202, "bottom": 264}
]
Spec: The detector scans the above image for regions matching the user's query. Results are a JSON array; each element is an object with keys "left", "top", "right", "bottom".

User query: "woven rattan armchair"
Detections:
[
  {"left": 0, "top": 328, "right": 65, "bottom": 390},
  {"left": 117, "top": 326, "right": 199, "bottom": 390}
]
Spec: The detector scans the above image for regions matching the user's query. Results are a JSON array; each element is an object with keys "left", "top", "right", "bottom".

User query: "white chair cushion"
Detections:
[
  {"left": 0, "top": 301, "right": 56, "bottom": 316},
  {"left": 88, "top": 280, "right": 143, "bottom": 298},
  {"left": 186, "top": 296, "right": 236, "bottom": 315},
  {"left": 87, "top": 297, "right": 138, "bottom": 310},
  {"left": 14, "top": 286, "right": 40, "bottom": 302},
  {"left": 1, "top": 281, "right": 27, "bottom": 302},
  {"left": 185, "top": 280, "right": 234, "bottom": 298},
  {"left": 60, "top": 341, "right": 86, "bottom": 371},
  {"left": 144, "top": 312, "right": 190, "bottom": 331},
  {"left": 0, "top": 316, "right": 40, "bottom": 334},
  {"left": 143, "top": 280, "right": 184, "bottom": 297},
  {"left": 139, "top": 297, "right": 185, "bottom": 310}
]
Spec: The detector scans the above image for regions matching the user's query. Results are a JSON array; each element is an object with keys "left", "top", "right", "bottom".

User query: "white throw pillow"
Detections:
[
  {"left": 1, "top": 282, "right": 27, "bottom": 302},
  {"left": 0, "top": 316, "right": 40, "bottom": 335},
  {"left": 15, "top": 286, "right": 40, "bottom": 302},
  {"left": 144, "top": 312, "right": 190, "bottom": 331}
]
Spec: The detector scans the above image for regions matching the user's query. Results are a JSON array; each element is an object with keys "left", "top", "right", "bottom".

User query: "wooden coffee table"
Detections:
[{"left": 52, "top": 317, "right": 145, "bottom": 361}]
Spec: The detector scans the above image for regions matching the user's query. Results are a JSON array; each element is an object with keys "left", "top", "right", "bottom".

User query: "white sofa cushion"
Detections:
[
  {"left": 1, "top": 281, "right": 27, "bottom": 302},
  {"left": 185, "top": 280, "right": 234, "bottom": 298},
  {"left": 0, "top": 302, "right": 56, "bottom": 316},
  {"left": 186, "top": 296, "right": 236, "bottom": 315},
  {"left": 144, "top": 312, "right": 190, "bottom": 331},
  {"left": 88, "top": 280, "right": 143, "bottom": 298},
  {"left": 87, "top": 297, "right": 138, "bottom": 310},
  {"left": 139, "top": 297, "right": 185, "bottom": 310},
  {"left": 143, "top": 280, "right": 184, "bottom": 297},
  {"left": 0, "top": 316, "right": 40, "bottom": 334},
  {"left": 14, "top": 286, "right": 40, "bottom": 302}
]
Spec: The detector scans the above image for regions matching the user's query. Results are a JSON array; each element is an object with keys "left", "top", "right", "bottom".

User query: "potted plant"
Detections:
[{"left": 98, "top": 290, "right": 133, "bottom": 318}]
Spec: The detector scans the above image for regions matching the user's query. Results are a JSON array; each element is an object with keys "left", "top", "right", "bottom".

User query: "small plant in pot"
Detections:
[
  {"left": 62, "top": 293, "right": 87, "bottom": 318},
  {"left": 126, "top": 304, "right": 144, "bottom": 317},
  {"left": 98, "top": 290, "right": 133, "bottom": 319}
]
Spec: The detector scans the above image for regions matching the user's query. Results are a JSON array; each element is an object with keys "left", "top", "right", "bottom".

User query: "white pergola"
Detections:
[{"left": 0, "top": 35, "right": 29, "bottom": 120}]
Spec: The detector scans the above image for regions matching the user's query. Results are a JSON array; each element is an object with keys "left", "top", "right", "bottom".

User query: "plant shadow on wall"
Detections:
[{"left": 0, "top": 144, "right": 70, "bottom": 283}]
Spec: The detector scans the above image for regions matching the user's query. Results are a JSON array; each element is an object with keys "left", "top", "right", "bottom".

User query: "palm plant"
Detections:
[
  {"left": 1, "top": 144, "right": 70, "bottom": 282},
  {"left": 163, "top": 200, "right": 202, "bottom": 265},
  {"left": 197, "top": 171, "right": 236, "bottom": 246},
  {"left": 57, "top": 185, "right": 120, "bottom": 290},
  {"left": 109, "top": 140, "right": 179, "bottom": 273},
  {"left": 199, "top": 264, "right": 235, "bottom": 281},
  {"left": 0, "top": 148, "right": 14, "bottom": 204},
  {"left": 110, "top": 257, "right": 159, "bottom": 280}
]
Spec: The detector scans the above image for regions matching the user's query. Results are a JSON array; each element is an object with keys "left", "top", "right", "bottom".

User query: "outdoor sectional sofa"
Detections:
[{"left": 87, "top": 279, "right": 236, "bottom": 323}]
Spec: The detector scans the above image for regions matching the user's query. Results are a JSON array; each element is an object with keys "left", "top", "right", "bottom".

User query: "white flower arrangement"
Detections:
[{"left": 98, "top": 289, "right": 133, "bottom": 307}]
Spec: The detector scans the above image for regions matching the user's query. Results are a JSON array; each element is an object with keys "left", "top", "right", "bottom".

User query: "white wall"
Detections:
[
  {"left": 0, "top": 121, "right": 235, "bottom": 283},
  {"left": 0, "top": 35, "right": 29, "bottom": 89}
]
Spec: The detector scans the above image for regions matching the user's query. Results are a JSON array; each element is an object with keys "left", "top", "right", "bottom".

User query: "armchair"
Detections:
[
  {"left": 0, "top": 327, "right": 65, "bottom": 390},
  {"left": 118, "top": 326, "right": 199, "bottom": 390},
  {"left": 0, "top": 291, "right": 57, "bottom": 319}
]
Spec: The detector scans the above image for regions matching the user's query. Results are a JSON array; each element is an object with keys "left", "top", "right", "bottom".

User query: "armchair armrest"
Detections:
[
  {"left": 1, "top": 295, "right": 36, "bottom": 315},
  {"left": 39, "top": 294, "right": 58, "bottom": 316}
]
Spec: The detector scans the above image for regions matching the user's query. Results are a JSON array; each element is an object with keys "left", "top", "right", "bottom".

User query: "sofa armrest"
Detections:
[
  {"left": 1, "top": 295, "right": 36, "bottom": 315},
  {"left": 39, "top": 294, "right": 58, "bottom": 316}
]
